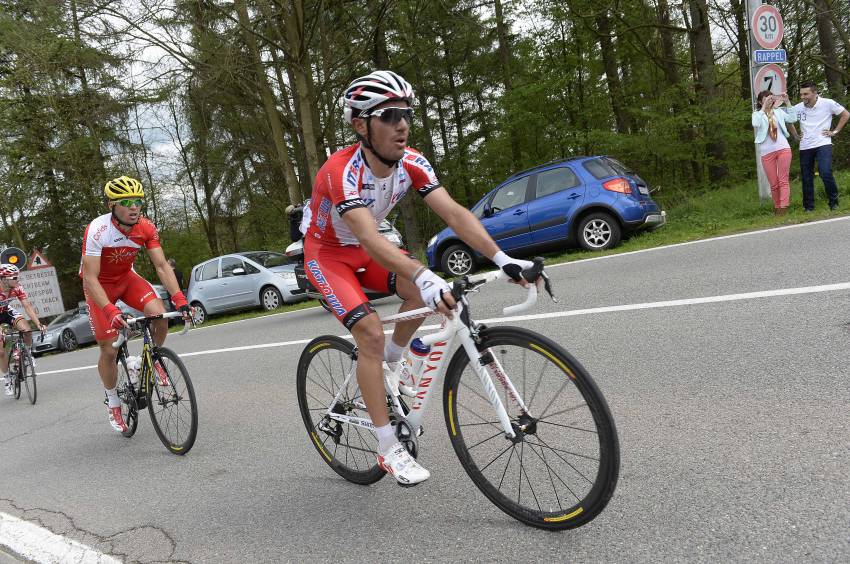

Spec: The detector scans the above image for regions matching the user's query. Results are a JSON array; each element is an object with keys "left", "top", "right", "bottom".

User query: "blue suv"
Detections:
[{"left": 426, "top": 156, "right": 666, "bottom": 276}]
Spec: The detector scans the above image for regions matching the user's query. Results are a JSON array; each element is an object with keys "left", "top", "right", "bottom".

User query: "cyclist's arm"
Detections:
[
  {"left": 342, "top": 208, "right": 422, "bottom": 281},
  {"left": 19, "top": 299, "right": 42, "bottom": 331},
  {"left": 81, "top": 256, "right": 111, "bottom": 309},
  {"left": 147, "top": 247, "right": 182, "bottom": 297},
  {"left": 423, "top": 187, "right": 500, "bottom": 259}
]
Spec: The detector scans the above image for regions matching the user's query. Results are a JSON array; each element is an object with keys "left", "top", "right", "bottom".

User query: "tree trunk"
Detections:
[
  {"left": 687, "top": 0, "right": 727, "bottom": 181},
  {"left": 730, "top": 0, "right": 751, "bottom": 101},
  {"left": 813, "top": 0, "right": 845, "bottom": 95},
  {"left": 596, "top": 8, "right": 631, "bottom": 133},
  {"left": 235, "top": 0, "right": 302, "bottom": 206},
  {"left": 494, "top": 0, "right": 521, "bottom": 167},
  {"left": 657, "top": 0, "right": 679, "bottom": 86},
  {"left": 282, "top": 0, "right": 321, "bottom": 188}
]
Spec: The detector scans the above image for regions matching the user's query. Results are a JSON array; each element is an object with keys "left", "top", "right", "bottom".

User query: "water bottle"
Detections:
[
  {"left": 407, "top": 338, "right": 431, "bottom": 383},
  {"left": 126, "top": 355, "right": 141, "bottom": 385}
]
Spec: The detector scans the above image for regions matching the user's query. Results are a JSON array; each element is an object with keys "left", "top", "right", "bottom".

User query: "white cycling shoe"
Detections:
[
  {"left": 3, "top": 377, "right": 13, "bottom": 397},
  {"left": 377, "top": 442, "right": 430, "bottom": 487}
]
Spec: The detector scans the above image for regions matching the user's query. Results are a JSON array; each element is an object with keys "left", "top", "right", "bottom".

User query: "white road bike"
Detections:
[{"left": 296, "top": 260, "right": 619, "bottom": 530}]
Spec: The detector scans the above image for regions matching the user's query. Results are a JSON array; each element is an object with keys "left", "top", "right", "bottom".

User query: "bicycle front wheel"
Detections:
[
  {"left": 443, "top": 326, "right": 619, "bottom": 530},
  {"left": 296, "top": 336, "right": 384, "bottom": 485},
  {"left": 116, "top": 354, "right": 139, "bottom": 438},
  {"left": 147, "top": 347, "right": 198, "bottom": 455},
  {"left": 22, "top": 353, "right": 36, "bottom": 405}
]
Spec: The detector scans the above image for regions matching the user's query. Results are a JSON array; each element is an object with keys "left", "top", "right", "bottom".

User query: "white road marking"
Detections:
[
  {"left": 38, "top": 281, "right": 850, "bottom": 375},
  {"left": 548, "top": 215, "right": 850, "bottom": 270},
  {"left": 0, "top": 511, "right": 119, "bottom": 564}
]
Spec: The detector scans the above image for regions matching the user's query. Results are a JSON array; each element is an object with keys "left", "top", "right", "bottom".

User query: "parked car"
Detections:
[
  {"left": 33, "top": 305, "right": 96, "bottom": 355},
  {"left": 426, "top": 156, "right": 667, "bottom": 276},
  {"left": 186, "top": 251, "right": 307, "bottom": 324}
]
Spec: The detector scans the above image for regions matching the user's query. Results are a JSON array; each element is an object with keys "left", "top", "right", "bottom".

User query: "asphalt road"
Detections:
[{"left": 2, "top": 219, "right": 850, "bottom": 562}]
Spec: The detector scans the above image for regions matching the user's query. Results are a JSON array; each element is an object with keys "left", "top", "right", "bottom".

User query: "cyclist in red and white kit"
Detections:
[
  {"left": 1, "top": 264, "right": 44, "bottom": 396},
  {"left": 304, "top": 70, "right": 533, "bottom": 486},
  {"left": 80, "top": 176, "right": 190, "bottom": 433}
]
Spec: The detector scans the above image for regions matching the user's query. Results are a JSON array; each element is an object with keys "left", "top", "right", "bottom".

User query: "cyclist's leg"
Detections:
[
  {"left": 122, "top": 272, "right": 166, "bottom": 345},
  {"left": 1, "top": 311, "right": 13, "bottom": 395},
  {"left": 358, "top": 256, "right": 427, "bottom": 356},
  {"left": 12, "top": 316, "right": 32, "bottom": 348}
]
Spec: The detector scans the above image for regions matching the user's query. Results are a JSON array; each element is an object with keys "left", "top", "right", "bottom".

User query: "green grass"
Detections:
[{"left": 182, "top": 169, "right": 850, "bottom": 327}]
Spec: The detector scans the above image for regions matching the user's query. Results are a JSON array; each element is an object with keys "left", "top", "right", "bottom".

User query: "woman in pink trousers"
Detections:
[{"left": 752, "top": 90, "right": 798, "bottom": 215}]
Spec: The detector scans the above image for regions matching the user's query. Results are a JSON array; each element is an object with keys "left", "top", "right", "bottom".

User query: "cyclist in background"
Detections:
[
  {"left": 80, "top": 176, "right": 190, "bottom": 432},
  {"left": 0, "top": 264, "right": 44, "bottom": 396},
  {"left": 303, "top": 70, "right": 532, "bottom": 486}
]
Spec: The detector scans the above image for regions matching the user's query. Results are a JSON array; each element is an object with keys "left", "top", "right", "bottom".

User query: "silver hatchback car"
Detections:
[{"left": 187, "top": 251, "right": 307, "bottom": 324}]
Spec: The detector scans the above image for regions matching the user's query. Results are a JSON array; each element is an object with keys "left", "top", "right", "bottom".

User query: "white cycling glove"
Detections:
[
  {"left": 492, "top": 251, "right": 534, "bottom": 282},
  {"left": 414, "top": 269, "right": 453, "bottom": 310}
]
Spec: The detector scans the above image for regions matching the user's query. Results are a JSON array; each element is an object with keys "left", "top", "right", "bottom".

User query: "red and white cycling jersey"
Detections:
[
  {"left": 0, "top": 285, "right": 27, "bottom": 315},
  {"left": 305, "top": 143, "right": 440, "bottom": 246},
  {"left": 79, "top": 213, "right": 161, "bottom": 283}
]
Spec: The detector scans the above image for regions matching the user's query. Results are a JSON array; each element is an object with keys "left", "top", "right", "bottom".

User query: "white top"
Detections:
[
  {"left": 759, "top": 124, "right": 791, "bottom": 155},
  {"left": 794, "top": 97, "right": 846, "bottom": 150}
]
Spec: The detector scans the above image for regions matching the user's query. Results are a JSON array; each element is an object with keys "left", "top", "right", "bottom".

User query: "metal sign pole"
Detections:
[{"left": 748, "top": 0, "right": 771, "bottom": 200}]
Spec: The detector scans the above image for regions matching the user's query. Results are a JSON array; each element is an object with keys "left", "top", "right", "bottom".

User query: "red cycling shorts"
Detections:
[
  {"left": 304, "top": 238, "right": 399, "bottom": 329},
  {"left": 85, "top": 270, "right": 160, "bottom": 341}
]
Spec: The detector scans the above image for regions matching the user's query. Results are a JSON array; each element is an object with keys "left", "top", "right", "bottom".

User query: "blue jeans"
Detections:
[{"left": 799, "top": 144, "right": 839, "bottom": 210}]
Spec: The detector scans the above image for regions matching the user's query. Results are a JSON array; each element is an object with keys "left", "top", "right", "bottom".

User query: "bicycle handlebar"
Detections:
[{"left": 112, "top": 311, "right": 192, "bottom": 349}]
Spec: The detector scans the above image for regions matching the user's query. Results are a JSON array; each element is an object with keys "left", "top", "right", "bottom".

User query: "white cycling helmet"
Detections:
[{"left": 342, "top": 70, "right": 415, "bottom": 124}]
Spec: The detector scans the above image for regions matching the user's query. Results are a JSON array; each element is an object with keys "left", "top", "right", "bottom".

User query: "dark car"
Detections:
[
  {"left": 33, "top": 305, "right": 96, "bottom": 355},
  {"left": 426, "top": 156, "right": 666, "bottom": 276}
]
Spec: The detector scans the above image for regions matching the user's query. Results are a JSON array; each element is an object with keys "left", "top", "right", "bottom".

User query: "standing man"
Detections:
[
  {"left": 793, "top": 81, "right": 849, "bottom": 211},
  {"left": 80, "top": 176, "right": 190, "bottom": 432}
]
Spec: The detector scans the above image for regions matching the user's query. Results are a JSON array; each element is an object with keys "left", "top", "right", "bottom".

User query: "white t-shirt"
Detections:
[
  {"left": 794, "top": 97, "right": 846, "bottom": 150},
  {"left": 759, "top": 124, "right": 790, "bottom": 155}
]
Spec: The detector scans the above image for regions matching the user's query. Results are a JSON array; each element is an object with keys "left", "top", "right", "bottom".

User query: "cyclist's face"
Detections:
[
  {"left": 354, "top": 100, "right": 410, "bottom": 161},
  {"left": 110, "top": 200, "right": 142, "bottom": 225}
]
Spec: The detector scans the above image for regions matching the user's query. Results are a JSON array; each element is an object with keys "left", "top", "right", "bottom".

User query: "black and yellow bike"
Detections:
[
  {"left": 113, "top": 311, "right": 198, "bottom": 454},
  {"left": 4, "top": 328, "right": 43, "bottom": 405}
]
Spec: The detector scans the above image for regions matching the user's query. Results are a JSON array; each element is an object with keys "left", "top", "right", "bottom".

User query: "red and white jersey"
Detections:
[
  {"left": 80, "top": 213, "right": 161, "bottom": 283},
  {"left": 305, "top": 143, "right": 440, "bottom": 246},
  {"left": 0, "top": 285, "right": 27, "bottom": 314}
]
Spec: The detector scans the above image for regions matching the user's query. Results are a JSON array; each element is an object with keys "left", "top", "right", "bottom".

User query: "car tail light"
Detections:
[{"left": 602, "top": 178, "right": 632, "bottom": 194}]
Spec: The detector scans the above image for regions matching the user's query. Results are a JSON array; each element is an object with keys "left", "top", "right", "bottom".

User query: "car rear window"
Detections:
[
  {"left": 582, "top": 158, "right": 619, "bottom": 179},
  {"left": 199, "top": 260, "right": 219, "bottom": 281},
  {"left": 604, "top": 157, "right": 634, "bottom": 176},
  {"left": 535, "top": 167, "right": 580, "bottom": 198}
]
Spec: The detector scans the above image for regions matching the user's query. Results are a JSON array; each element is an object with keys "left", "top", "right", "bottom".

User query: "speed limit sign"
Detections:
[
  {"left": 752, "top": 5, "right": 784, "bottom": 49},
  {"left": 753, "top": 64, "right": 786, "bottom": 96}
]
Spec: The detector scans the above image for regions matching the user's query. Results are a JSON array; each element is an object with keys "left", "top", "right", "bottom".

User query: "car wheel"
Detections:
[
  {"left": 441, "top": 244, "right": 477, "bottom": 277},
  {"left": 577, "top": 212, "right": 621, "bottom": 251},
  {"left": 191, "top": 302, "right": 207, "bottom": 325},
  {"left": 61, "top": 330, "right": 78, "bottom": 352},
  {"left": 261, "top": 286, "right": 284, "bottom": 311}
]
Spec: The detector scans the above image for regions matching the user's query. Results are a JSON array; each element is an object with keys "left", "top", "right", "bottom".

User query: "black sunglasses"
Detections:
[{"left": 363, "top": 107, "right": 413, "bottom": 125}]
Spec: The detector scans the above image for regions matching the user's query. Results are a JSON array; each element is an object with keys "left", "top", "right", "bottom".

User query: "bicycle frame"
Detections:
[
  {"left": 114, "top": 311, "right": 190, "bottom": 396},
  {"left": 323, "top": 272, "right": 540, "bottom": 440}
]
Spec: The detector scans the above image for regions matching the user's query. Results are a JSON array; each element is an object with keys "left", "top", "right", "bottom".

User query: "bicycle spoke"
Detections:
[
  {"left": 466, "top": 430, "right": 505, "bottom": 451},
  {"left": 531, "top": 434, "right": 596, "bottom": 485},
  {"left": 526, "top": 441, "right": 577, "bottom": 505},
  {"left": 537, "top": 418, "right": 597, "bottom": 434},
  {"left": 523, "top": 437, "right": 599, "bottom": 462}
]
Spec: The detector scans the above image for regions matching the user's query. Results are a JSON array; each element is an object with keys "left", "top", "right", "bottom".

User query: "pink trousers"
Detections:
[{"left": 761, "top": 148, "right": 792, "bottom": 209}]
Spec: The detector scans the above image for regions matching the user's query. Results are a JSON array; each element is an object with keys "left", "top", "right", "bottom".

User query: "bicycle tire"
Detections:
[
  {"left": 443, "top": 326, "right": 619, "bottom": 530},
  {"left": 13, "top": 369, "right": 21, "bottom": 400},
  {"left": 297, "top": 336, "right": 384, "bottom": 485},
  {"left": 22, "top": 352, "right": 36, "bottom": 405},
  {"left": 147, "top": 347, "right": 198, "bottom": 455},
  {"left": 116, "top": 354, "right": 139, "bottom": 438}
]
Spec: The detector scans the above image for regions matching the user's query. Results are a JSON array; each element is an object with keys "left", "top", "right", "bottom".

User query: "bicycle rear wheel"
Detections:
[
  {"left": 296, "top": 336, "right": 384, "bottom": 485},
  {"left": 147, "top": 347, "right": 198, "bottom": 455},
  {"left": 443, "top": 326, "right": 619, "bottom": 530},
  {"left": 22, "top": 352, "right": 36, "bottom": 405},
  {"left": 116, "top": 354, "right": 139, "bottom": 438}
]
